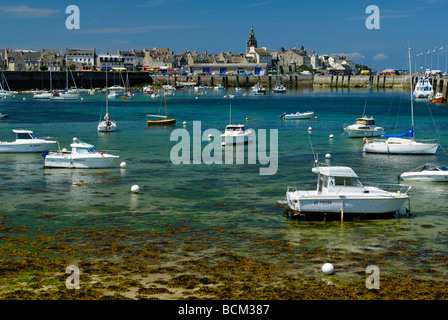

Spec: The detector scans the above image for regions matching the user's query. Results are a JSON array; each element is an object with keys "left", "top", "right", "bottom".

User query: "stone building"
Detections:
[{"left": 41, "top": 49, "right": 64, "bottom": 71}]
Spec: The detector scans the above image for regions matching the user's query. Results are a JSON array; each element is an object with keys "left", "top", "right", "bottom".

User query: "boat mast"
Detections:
[
  {"left": 408, "top": 47, "right": 415, "bottom": 139},
  {"left": 106, "top": 69, "right": 108, "bottom": 114},
  {"left": 164, "top": 91, "right": 168, "bottom": 118},
  {"left": 65, "top": 54, "right": 68, "bottom": 91}
]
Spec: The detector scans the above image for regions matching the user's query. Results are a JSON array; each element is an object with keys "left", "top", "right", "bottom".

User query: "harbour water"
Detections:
[{"left": 0, "top": 87, "right": 447, "bottom": 299}]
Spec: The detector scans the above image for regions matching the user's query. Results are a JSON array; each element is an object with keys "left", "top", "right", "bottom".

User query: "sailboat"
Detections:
[
  {"left": 363, "top": 48, "right": 439, "bottom": 155},
  {"left": 34, "top": 70, "right": 53, "bottom": 99},
  {"left": 122, "top": 71, "right": 133, "bottom": 100},
  {"left": 0, "top": 72, "right": 17, "bottom": 97},
  {"left": 98, "top": 71, "right": 117, "bottom": 132},
  {"left": 50, "top": 57, "right": 80, "bottom": 100},
  {"left": 146, "top": 92, "right": 176, "bottom": 126}
]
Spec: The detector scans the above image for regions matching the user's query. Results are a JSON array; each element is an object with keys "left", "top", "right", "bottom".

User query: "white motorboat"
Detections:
[
  {"left": 413, "top": 77, "right": 433, "bottom": 99},
  {"left": 44, "top": 137, "right": 119, "bottom": 168},
  {"left": 33, "top": 92, "right": 52, "bottom": 99},
  {"left": 194, "top": 85, "right": 208, "bottom": 91},
  {"left": 399, "top": 163, "right": 448, "bottom": 181},
  {"left": 163, "top": 84, "right": 176, "bottom": 91},
  {"left": 344, "top": 116, "right": 385, "bottom": 138},
  {"left": 0, "top": 129, "right": 57, "bottom": 153},
  {"left": 282, "top": 164, "right": 411, "bottom": 220},
  {"left": 221, "top": 102, "right": 254, "bottom": 145},
  {"left": 221, "top": 124, "right": 254, "bottom": 145},
  {"left": 50, "top": 92, "right": 80, "bottom": 100},
  {"left": 107, "top": 90, "right": 121, "bottom": 99},
  {"left": 252, "top": 82, "right": 266, "bottom": 95},
  {"left": 143, "top": 85, "right": 154, "bottom": 94},
  {"left": 363, "top": 48, "right": 439, "bottom": 155},
  {"left": 0, "top": 90, "right": 13, "bottom": 98},
  {"left": 280, "top": 111, "right": 314, "bottom": 120},
  {"left": 0, "top": 112, "right": 9, "bottom": 118},
  {"left": 214, "top": 84, "right": 224, "bottom": 90},
  {"left": 273, "top": 84, "right": 286, "bottom": 93}
]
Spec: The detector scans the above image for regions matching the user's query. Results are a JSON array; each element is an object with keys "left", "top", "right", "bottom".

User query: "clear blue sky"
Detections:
[{"left": 1, "top": 0, "right": 447, "bottom": 72}]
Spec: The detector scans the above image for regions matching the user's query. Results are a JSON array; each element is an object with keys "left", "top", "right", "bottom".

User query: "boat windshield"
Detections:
[
  {"left": 334, "top": 176, "right": 363, "bottom": 187},
  {"left": 355, "top": 119, "right": 374, "bottom": 125},
  {"left": 76, "top": 147, "right": 98, "bottom": 154},
  {"left": 226, "top": 126, "right": 244, "bottom": 132},
  {"left": 17, "top": 133, "right": 35, "bottom": 140}
]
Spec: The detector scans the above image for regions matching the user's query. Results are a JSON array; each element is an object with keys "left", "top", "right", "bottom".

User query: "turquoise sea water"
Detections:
[{"left": 1, "top": 87, "right": 447, "bottom": 281}]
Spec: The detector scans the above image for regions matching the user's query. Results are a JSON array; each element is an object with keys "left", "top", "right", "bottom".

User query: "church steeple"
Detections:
[{"left": 246, "top": 24, "right": 258, "bottom": 53}]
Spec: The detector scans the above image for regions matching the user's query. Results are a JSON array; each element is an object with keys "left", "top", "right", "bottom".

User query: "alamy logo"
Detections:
[
  {"left": 170, "top": 121, "right": 278, "bottom": 175},
  {"left": 365, "top": 5, "right": 380, "bottom": 30},
  {"left": 65, "top": 5, "right": 80, "bottom": 30},
  {"left": 65, "top": 264, "right": 80, "bottom": 289}
]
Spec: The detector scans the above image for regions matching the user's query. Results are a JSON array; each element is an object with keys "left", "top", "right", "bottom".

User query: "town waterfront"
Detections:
[{"left": 0, "top": 87, "right": 447, "bottom": 300}]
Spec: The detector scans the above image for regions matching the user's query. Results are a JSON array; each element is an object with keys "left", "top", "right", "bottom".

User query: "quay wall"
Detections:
[
  {"left": 2, "top": 71, "right": 447, "bottom": 102},
  {"left": 152, "top": 74, "right": 313, "bottom": 89},
  {"left": 1, "top": 71, "right": 152, "bottom": 91}
]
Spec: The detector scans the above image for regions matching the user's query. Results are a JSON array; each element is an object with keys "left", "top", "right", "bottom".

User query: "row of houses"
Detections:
[
  {"left": 0, "top": 26, "right": 359, "bottom": 75},
  {"left": 0, "top": 47, "right": 358, "bottom": 75}
]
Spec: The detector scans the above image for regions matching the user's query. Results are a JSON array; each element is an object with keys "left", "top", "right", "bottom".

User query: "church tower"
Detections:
[{"left": 246, "top": 24, "right": 258, "bottom": 53}]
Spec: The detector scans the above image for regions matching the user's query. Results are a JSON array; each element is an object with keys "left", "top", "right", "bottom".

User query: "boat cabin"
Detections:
[
  {"left": 312, "top": 166, "right": 363, "bottom": 194},
  {"left": 70, "top": 142, "right": 98, "bottom": 155},
  {"left": 224, "top": 124, "right": 246, "bottom": 133},
  {"left": 354, "top": 117, "right": 375, "bottom": 126},
  {"left": 14, "top": 129, "right": 37, "bottom": 140}
]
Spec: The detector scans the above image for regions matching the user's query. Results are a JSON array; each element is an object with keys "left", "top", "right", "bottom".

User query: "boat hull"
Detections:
[
  {"left": 0, "top": 141, "right": 57, "bottom": 153},
  {"left": 146, "top": 119, "right": 176, "bottom": 126},
  {"left": 363, "top": 139, "right": 439, "bottom": 155},
  {"left": 344, "top": 125, "right": 385, "bottom": 138},
  {"left": 221, "top": 131, "right": 254, "bottom": 145},
  {"left": 44, "top": 154, "right": 119, "bottom": 168},
  {"left": 399, "top": 172, "right": 448, "bottom": 181},
  {"left": 285, "top": 192, "right": 408, "bottom": 219},
  {"left": 97, "top": 121, "right": 117, "bottom": 132},
  {"left": 345, "top": 129, "right": 385, "bottom": 138}
]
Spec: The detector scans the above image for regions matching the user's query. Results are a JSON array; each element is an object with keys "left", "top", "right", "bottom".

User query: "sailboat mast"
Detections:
[
  {"left": 165, "top": 92, "right": 168, "bottom": 118},
  {"left": 106, "top": 69, "right": 108, "bottom": 113},
  {"left": 408, "top": 47, "right": 415, "bottom": 134},
  {"left": 66, "top": 55, "right": 68, "bottom": 90}
]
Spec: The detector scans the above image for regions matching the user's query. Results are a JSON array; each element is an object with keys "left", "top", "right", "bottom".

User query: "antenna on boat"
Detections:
[
  {"left": 307, "top": 130, "right": 318, "bottom": 166},
  {"left": 408, "top": 47, "right": 415, "bottom": 140}
]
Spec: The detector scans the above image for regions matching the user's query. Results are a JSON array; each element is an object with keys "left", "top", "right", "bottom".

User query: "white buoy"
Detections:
[
  {"left": 329, "top": 134, "right": 334, "bottom": 138},
  {"left": 322, "top": 263, "right": 334, "bottom": 275},
  {"left": 308, "top": 127, "right": 312, "bottom": 131},
  {"left": 120, "top": 161, "right": 127, "bottom": 168},
  {"left": 325, "top": 153, "right": 331, "bottom": 159},
  {"left": 208, "top": 133, "right": 213, "bottom": 140},
  {"left": 23, "top": 97, "right": 26, "bottom": 100},
  {"left": 131, "top": 185, "right": 140, "bottom": 193},
  {"left": 183, "top": 121, "right": 187, "bottom": 126}
]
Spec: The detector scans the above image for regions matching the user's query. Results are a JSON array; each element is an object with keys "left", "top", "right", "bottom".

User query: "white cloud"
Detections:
[
  {"left": 0, "top": 5, "right": 60, "bottom": 18},
  {"left": 373, "top": 53, "right": 389, "bottom": 61},
  {"left": 344, "top": 52, "right": 364, "bottom": 60}
]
